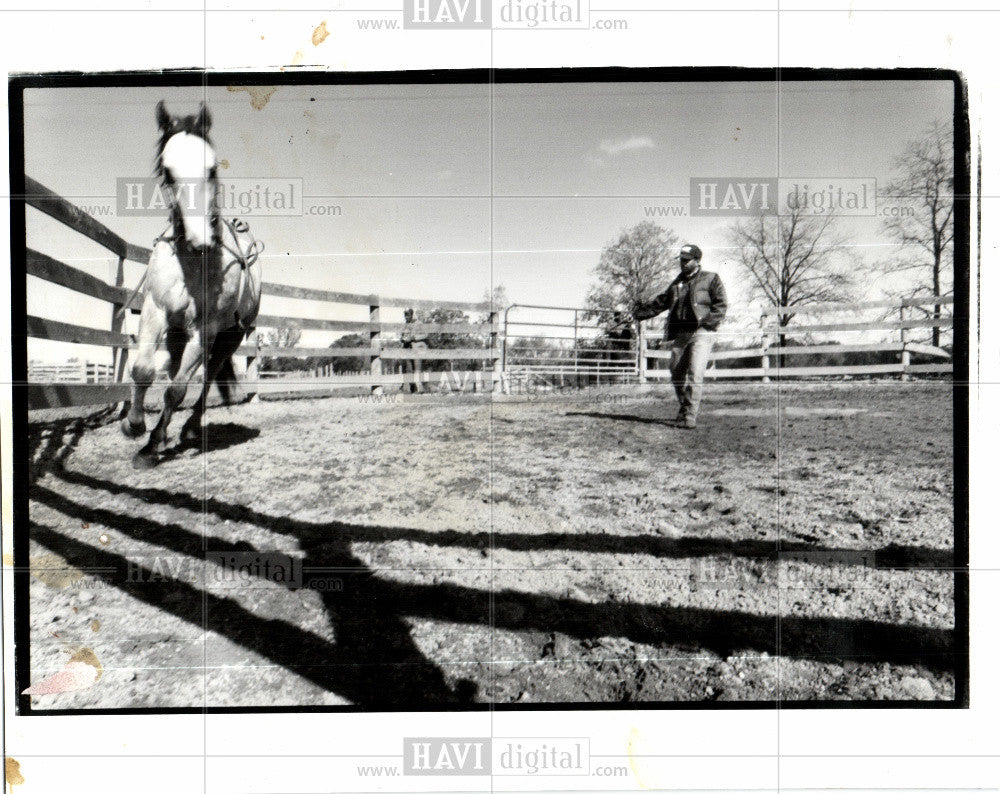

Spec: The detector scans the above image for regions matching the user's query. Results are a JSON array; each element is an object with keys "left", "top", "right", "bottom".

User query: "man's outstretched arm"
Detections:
[{"left": 634, "top": 288, "right": 674, "bottom": 322}]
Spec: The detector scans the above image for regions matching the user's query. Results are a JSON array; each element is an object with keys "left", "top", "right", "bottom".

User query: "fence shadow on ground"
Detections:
[
  {"left": 26, "top": 414, "right": 958, "bottom": 708},
  {"left": 30, "top": 411, "right": 955, "bottom": 708}
]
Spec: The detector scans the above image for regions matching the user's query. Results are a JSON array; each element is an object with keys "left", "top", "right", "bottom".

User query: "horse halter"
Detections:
[
  {"left": 117, "top": 219, "right": 264, "bottom": 329},
  {"left": 220, "top": 218, "right": 265, "bottom": 330}
]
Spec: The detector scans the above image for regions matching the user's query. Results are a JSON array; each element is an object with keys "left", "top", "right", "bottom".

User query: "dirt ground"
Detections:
[{"left": 24, "top": 380, "right": 958, "bottom": 708}]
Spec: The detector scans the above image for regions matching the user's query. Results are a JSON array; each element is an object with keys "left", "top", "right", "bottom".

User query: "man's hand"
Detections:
[{"left": 633, "top": 286, "right": 673, "bottom": 322}]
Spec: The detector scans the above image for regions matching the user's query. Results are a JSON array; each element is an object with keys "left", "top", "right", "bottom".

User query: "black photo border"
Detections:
[{"left": 6, "top": 66, "right": 971, "bottom": 716}]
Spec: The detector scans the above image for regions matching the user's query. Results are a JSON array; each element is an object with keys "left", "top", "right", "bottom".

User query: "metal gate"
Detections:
[{"left": 501, "top": 304, "right": 641, "bottom": 389}]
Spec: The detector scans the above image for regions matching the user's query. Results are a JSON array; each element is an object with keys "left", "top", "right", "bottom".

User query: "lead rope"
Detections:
[
  {"left": 113, "top": 223, "right": 175, "bottom": 319},
  {"left": 221, "top": 218, "right": 264, "bottom": 330},
  {"left": 116, "top": 220, "right": 263, "bottom": 327}
]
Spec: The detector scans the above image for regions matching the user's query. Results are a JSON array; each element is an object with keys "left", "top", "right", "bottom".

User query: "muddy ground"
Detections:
[{"left": 24, "top": 381, "right": 958, "bottom": 708}]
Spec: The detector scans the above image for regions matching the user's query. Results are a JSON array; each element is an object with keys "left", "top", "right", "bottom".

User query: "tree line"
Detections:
[
  {"left": 259, "top": 293, "right": 509, "bottom": 376},
  {"left": 260, "top": 119, "right": 954, "bottom": 376},
  {"left": 585, "top": 119, "right": 954, "bottom": 351}
]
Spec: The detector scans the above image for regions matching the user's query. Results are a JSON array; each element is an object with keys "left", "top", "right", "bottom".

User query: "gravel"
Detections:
[{"left": 26, "top": 382, "right": 956, "bottom": 707}]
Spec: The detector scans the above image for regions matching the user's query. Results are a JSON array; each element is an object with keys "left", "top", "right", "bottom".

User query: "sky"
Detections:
[{"left": 22, "top": 79, "right": 953, "bottom": 362}]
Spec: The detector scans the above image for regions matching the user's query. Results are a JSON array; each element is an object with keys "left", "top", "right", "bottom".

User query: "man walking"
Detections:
[
  {"left": 634, "top": 244, "right": 727, "bottom": 428},
  {"left": 401, "top": 308, "right": 429, "bottom": 394}
]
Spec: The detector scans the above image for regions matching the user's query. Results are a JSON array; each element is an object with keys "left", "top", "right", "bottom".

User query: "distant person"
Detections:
[
  {"left": 401, "top": 308, "right": 429, "bottom": 394},
  {"left": 634, "top": 244, "right": 727, "bottom": 428},
  {"left": 606, "top": 311, "right": 635, "bottom": 381}
]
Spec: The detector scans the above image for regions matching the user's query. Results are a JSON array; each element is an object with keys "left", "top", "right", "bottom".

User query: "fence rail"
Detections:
[
  {"left": 639, "top": 292, "right": 953, "bottom": 383},
  {"left": 761, "top": 295, "right": 955, "bottom": 317},
  {"left": 23, "top": 176, "right": 502, "bottom": 409},
  {"left": 23, "top": 176, "right": 955, "bottom": 410},
  {"left": 28, "top": 361, "right": 115, "bottom": 383},
  {"left": 760, "top": 316, "right": 950, "bottom": 335},
  {"left": 261, "top": 280, "right": 491, "bottom": 313},
  {"left": 24, "top": 176, "right": 152, "bottom": 265}
]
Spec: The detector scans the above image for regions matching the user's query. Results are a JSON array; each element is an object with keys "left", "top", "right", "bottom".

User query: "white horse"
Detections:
[{"left": 121, "top": 101, "right": 262, "bottom": 469}]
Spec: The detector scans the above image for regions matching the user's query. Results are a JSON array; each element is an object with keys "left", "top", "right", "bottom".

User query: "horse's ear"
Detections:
[
  {"left": 196, "top": 102, "right": 212, "bottom": 135},
  {"left": 155, "top": 100, "right": 170, "bottom": 131}
]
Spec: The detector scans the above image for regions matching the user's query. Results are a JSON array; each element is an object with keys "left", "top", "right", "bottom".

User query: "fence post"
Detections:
[
  {"left": 760, "top": 312, "right": 771, "bottom": 383},
  {"left": 637, "top": 322, "right": 647, "bottom": 385},
  {"left": 500, "top": 307, "right": 511, "bottom": 394},
  {"left": 110, "top": 255, "right": 130, "bottom": 409},
  {"left": 244, "top": 333, "right": 261, "bottom": 401},
  {"left": 900, "top": 303, "right": 910, "bottom": 381},
  {"left": 369, "top": 302, "right": 383, "bottom": 395},
  {"left": 488, "top": 310, "right": 501, "bottom": 393},
  {"left": 573, "top": 310, "right": 579, "bottom": 382}
]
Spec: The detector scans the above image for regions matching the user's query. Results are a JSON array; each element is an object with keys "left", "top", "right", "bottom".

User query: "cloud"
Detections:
[{"left": 598, "top": 135, "right": 656, "bottom": 157}]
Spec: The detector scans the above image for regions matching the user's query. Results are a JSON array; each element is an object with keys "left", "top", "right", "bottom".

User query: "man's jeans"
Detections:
[{"left": 670, "top": 329, "right": 714, "bottom": 420}]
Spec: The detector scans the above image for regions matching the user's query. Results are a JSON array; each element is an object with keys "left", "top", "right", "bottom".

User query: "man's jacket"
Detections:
[{"left": 636, "top": 269, "right": 728, "bottom": 340}]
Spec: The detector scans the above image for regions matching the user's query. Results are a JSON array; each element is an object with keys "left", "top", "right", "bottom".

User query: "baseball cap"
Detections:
[{"left": 679, "top": 244, "right": 702, "bottom": 261}]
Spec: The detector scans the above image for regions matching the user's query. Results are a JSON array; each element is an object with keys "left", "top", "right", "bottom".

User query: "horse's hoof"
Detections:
[
  {"left": 131, "top": 451, "right": 158, "bottom": 470},
  {"left": 121, "top": 417, "right": 146, "bottom": 438}
]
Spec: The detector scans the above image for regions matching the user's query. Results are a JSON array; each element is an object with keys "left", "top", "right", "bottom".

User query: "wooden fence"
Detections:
[
  {"left": 25, "top": 175, "right": 149, "bottom": 410},
  {"left": 638, "top": 295, "right": 954, "bottom": 382},
  {"left": 23, "top": 176, "right": 954, "bottom": 411},
  {"left": 502, "top": 299, "right": 953, "bottom": 385},
  {"left": 28, "top": 361, "right": 114, "bottom": 384},
  {"left": 238, "top": 280, "right": 501, "bottom": 398},
  {"left": 23, "top": 176, "right": 500, "bottom": 410}
]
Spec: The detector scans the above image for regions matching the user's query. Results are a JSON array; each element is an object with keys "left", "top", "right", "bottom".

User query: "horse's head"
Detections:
[{"left": 155, "top": 100, "right": 218, "bottom": 252}]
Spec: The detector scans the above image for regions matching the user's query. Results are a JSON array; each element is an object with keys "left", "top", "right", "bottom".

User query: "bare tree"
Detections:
[
  {"left": 881, "top": 119, "right": 954, "bottom": 347},
  {"left": 730, "top": 207, "right": 853, "bottom": 319},
  {"left": 729, "top": 207, "right": 854, "bottom": 359},
  {"left": 482, "top": 285, "right": 510, "bottom": 314},
  {"left": 260, "top": 322, "right": 303, "bottom": 373},
  {"left": 265, "top": 322, "right": 302, "bottom": 350},
  {"left": 585, "top": 221, "right": 680, "bottom": 320},
  {"left": 478, "top": 284, "right": 510, "bottom": 324}
]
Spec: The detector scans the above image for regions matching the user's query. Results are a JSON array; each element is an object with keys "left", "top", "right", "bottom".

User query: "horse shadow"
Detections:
[
  {"left": 161, "top": 422, "right": 260, "bottom": 461},
  {"left": 29, "top": 411, "right": 259, "bottom": 471}
]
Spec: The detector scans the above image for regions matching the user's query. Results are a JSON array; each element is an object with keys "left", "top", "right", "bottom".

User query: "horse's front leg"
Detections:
[
  {"left": 122, "top": 295, "right": 167, "bottom": 438},
  {"left": 133, "top": 333, "right": 206, "bottom": 470},
  {"left": 179, "top": 365, "right": 213, "bottom": 447},
  {"left": 179, "top": 329, "right": 242, "bottom": 446}
]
